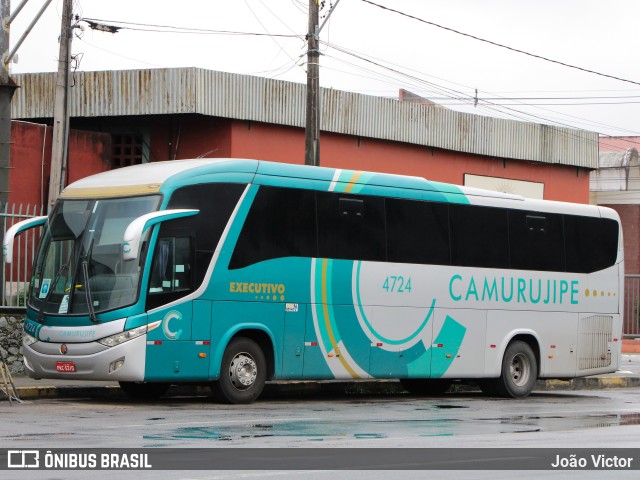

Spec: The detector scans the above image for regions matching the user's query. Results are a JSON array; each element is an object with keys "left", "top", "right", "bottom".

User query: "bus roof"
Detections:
[
  {"left": 61, "top": 158, "right": 525, "bottom": 202},
  {"left": 59, "top": 158, "right": 611, "bottom": 219},
  {"left": 60, "top": 159, "right": 256, "bottom": 198}
]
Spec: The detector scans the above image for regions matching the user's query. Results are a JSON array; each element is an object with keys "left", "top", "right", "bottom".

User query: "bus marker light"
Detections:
[
  {"left": 490, "top": 345, "right": 496, "bottom": 349},
  {"left": 328, "top": 353, "right": 334, "bottom": 357},
  {"left": 148, "top": 321, "right": 162, "bottom": 332},
  {"left": 446, "top": 354, "right": 452, "bottom": 359},
  {"left": 198, "top": 353, "right": 206, "bottom": 358},
  {"left": 548, "top": 355, "right": 555, "bottom": 359},
  {"left": 550, "top": 345, "right": 556, "bottom": 349},
  {"left": 436, "top": 344, "right": 444, "bottom": 348},
  {"left": 377, "top": 343, "right": 383, "bottom": 347},
  {"left": 614, "top": 338, "right": 619, "bottom": 342}
]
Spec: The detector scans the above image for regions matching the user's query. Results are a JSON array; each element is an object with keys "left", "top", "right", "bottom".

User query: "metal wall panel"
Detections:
[{"left": 11, "top": 67, "right": 598, "bottom": 168}]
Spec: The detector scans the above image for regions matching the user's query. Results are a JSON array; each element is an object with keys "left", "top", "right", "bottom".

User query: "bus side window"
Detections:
[
  {"left": 565, "top": 215, "right": 619, "bottom": 273},
  {"left": 228, "top": 186, "right": 317, "bottom": 269},
  {"left": 509, "top": 211, "right": 565, "bottom": 272},
  {"left": 149, "top": 236, "right": 192, "bottom": 294},
  {"left": 386, "top": 198, "right": 450, "bottom": 265},
  {"left": 317, "top": 192, "right": 386, "bottom": 262},
  {"left": 164, "top": 183, "right": 246, "bottom": 285},
  {"left": 449, "top": 204, "right": 509, "bottom": 269},
  {"left": 339, "top": 198, "right": 363, "bottom": 218}
]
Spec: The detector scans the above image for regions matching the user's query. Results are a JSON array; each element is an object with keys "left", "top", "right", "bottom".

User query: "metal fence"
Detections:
[
  {"left": 624, "top": 275, "right": 640, "bottom": 338},
  {"left": 1, "top": 203, "right": 44, "bottom": 308}
]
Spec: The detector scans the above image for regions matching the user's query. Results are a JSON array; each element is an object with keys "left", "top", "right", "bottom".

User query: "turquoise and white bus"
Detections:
[{"left": 4, "top": 159, "right": 623, "bottom": 403}]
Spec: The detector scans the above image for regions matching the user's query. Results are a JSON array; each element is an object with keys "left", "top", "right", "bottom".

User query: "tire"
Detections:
[
  {"left": 400, "top": 379, "right": 452, "bottom": 395},
  {"left": 212, "top": 337, "right": 266, "bottom": 404},
  {"left": 119, "top": 381, "right": 170, "bottom": 400},
  {"left": 494, "top": 340, "right": 538, "bottom": 398}
]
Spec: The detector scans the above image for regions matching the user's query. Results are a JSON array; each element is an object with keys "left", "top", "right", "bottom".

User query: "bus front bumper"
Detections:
[{"left": 22, "top": 334, "right": 147, "bottom": 381}]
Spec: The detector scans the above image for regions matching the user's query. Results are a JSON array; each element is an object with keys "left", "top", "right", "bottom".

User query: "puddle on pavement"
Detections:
[
  {"left": 142, "top": 412, "right": 640, "bottom": 443},
  {"left": 354, "top": 433, "right": 387, "bottom": 439},
  {"left": 495, "top": 412, "right": 640, "bottom": 434},
  {"left": 3, "top": 432, "right": 75, "bottom": 439}
]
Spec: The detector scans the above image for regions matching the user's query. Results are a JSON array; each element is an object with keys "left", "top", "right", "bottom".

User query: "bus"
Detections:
[{"left": 3, "top": 159, "right": 623, "bottom": 403}]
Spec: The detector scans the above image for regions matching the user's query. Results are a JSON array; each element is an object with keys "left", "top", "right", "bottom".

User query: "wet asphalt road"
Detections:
[{"left": 2, "top": 388, "right": 640, "bottom": 479}]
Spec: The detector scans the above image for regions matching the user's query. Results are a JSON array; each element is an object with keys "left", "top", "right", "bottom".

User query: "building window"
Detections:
[{"left": 111, "top": 134, "right": 145, "bottom": 168}]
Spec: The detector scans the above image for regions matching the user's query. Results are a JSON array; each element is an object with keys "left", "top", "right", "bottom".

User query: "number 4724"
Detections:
[{"left": 382, "top": 275, "right": 412, "bottom": 293}]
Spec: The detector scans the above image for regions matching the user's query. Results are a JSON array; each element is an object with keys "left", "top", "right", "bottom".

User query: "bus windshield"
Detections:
[{"left": 28, "top": 195, "right": 161, "bottom": 316}]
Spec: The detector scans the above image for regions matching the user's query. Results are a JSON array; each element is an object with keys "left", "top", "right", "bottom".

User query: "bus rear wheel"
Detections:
[
  {"left": 119, "top": 381, "right": 170, "bottom": 400},
  {"left": 212, "top": 337, "right": 266, "bottom": 404},
  {"left": 493, "top": 340, "right": 538, "bottom": 398},
  {"left": 400, "top": 379, "right": 452, "bottom": 395}
]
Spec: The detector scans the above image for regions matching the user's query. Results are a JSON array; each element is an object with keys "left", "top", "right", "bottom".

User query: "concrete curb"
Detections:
[
  {"left": 5, "top": 376, "right": 640, "bottom": 401},
  {"left": 538, "top": 376, "right": 640, "bottom": 391}
]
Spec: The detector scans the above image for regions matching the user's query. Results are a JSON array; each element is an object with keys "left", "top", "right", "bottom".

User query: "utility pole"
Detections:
[
  {"left": 1, "top": 0, "right": 54, "bottom": 306},
  {"left": 0, "top": 0, "right": 18, "bottom": 211},
  {"left": 48, "top": 0, "right": 72, "bottom": 212},
  {"left": 304, "top": 0, "right": 320, "bottom": 166},
  {"left": 304, "top": 1, "right": 340, "bottom": 167}
]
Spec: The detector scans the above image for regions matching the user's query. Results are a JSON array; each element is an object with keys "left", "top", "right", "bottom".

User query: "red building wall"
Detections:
[
  {"left": 228, "top": 120, "right": 590, "bottom": 203},
  {"left": 69, "top": 114, "right": 591, "bottom": 204},
  {"left": 605, "top": 204, "right": 640, "bottom": 274},
  {"left": 8, "top": 121, "right": 50, "bottom": 208},
  {"left": 8, "top": 121, "right": 112, "bottom": 208},
  {"left": 4, "top": 122, "right": 112, "bottom": 296},
  {"left": 599, "top": 136, "right": 640, "bottom": 152}
]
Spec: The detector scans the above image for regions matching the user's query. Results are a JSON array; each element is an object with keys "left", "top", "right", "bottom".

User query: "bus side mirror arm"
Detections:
[
  {"left": 3, "top": 216, "right": 48, "bottom": 264},
  {"left": 123, "top": 209, "right": 199, "bottom": 261}
]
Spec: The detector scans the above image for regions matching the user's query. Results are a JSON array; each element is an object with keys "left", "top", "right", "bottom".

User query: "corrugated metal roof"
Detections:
[
  {"left": 590, "top": 148, "right": 639, "bottom": 192},
  {"left": 11, "top": 67, "right": 598, "bottom": 168}
]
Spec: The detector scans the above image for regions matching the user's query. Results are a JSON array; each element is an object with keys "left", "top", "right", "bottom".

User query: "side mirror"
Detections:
[
  {"left": 123, "top": 209, "right": 199, "bottom": 261},
  {"left": 3, "top": 216, "right": 48, "bottom": 264}
]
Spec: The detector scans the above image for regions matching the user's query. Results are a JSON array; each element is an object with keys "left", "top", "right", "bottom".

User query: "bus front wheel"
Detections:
[
  {"left": 494, "top": 340, "right": 538, "bottom": 398},
  {"left": 212, "top": 337, "right": 266, "bottom": 404}
]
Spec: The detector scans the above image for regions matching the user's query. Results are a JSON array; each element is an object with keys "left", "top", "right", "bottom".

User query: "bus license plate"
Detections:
[{"left": 56, "top": 362, "right": 76, "bottom": 373}]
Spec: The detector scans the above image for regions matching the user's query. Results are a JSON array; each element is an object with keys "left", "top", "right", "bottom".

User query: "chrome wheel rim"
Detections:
[
  {"left": 229, "top": 352, "right": 258, "bottom": 390},
  {"left": 510, "top": 352, "right": 531, "bottom": 387}
]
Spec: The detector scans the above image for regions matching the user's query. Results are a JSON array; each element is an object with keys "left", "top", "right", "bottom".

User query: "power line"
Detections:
[
  {"left": 80, "top": 16, "right": 302, "bottom": 38},
  {"left": 242, "top": 0, "right": 302, "bottom": 77},
  {"left": 321, "top": 39, "right": 640, "bottom": 146},
  {"left": 77, "top": 6, "right": 640, "bottom": 139},
  {"left": 360, "top": 0, "right": 640, "bottom": 88},
  {"left": 78, "top": 37, "right": 166, "bottom": 68},
  {"left": 415, "top": 101, "right": 640, "bottom": 106},
  {"left": 320, "top": 39, "right": 640, "bottom": 137},
  {"left": 416, "top": 95, "right": 640, "bottom": 101}
]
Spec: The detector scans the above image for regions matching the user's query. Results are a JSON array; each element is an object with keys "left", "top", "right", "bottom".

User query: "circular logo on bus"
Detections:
[
  {"left": 60, "top": 344, "right": 68, "bottom": 355},
  {"left": 162, "top": 310, "right": 183, "bottom": 340}
]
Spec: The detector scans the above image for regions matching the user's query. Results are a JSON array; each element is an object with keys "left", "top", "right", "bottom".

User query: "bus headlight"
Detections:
[
  {"left": 23, "top": 331, "right": 38, "bottom": 346},
  {"left": 98, "top": 325, "right": 147, "bottom": 347}
]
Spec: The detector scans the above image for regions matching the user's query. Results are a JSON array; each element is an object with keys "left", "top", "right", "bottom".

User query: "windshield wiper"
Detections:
[{"left": 81, "top": 238, "right": 98, "bottom": 323}]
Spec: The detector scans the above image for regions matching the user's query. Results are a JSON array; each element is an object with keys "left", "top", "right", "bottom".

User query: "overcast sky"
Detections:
[{"left": 7, "top": 0, "right": 640, "bottom": 138}]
